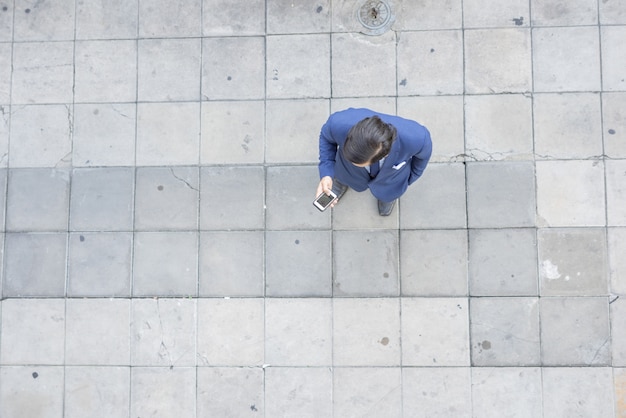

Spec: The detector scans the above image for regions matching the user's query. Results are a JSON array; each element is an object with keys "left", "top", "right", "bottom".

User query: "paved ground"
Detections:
[{"left": 0, "top": 0, "right": 625, "bottom": 416}]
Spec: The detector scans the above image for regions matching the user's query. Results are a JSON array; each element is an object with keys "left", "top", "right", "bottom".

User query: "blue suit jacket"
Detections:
[{"left": 318, "top": 108, "right": 432, "bottom": 202}]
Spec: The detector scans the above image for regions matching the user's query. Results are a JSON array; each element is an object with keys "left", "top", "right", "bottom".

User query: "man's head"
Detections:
[{"left": 342, "top": 116, "right": 397, "bottom": 166}]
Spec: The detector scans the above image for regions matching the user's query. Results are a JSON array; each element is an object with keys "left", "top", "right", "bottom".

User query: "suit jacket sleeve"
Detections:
[
  {"left": 318, "top": 115, "right": 338, "bottom": 179},
  {"left": 408, "top": 127, "right": 433, "bottom": 185}
]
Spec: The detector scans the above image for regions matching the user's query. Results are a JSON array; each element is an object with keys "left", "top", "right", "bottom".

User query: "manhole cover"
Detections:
[{"left": 356, "top": 0, "right": 394, "bottom": 35}]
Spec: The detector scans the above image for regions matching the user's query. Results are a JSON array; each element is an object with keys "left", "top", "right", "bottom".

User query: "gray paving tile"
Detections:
[
  {"left": 138, "top": 0, "right": 201, "bottom": 37},
  {"left": 9, "top": 105, "right": 72, "bottom": 167},
  {"left": 471, "top": 367, "right": 542, "bottom": 418},
  {"left": 201, "top": 37, "right": 265, "bottom": 100},
  {"left": 603, "top": 92, "right": 626, "bottom": 158},
  {"left": 135, "top": 166, "right": 198, "bottom": 231},
  {"left": 3, "top": 233, "right": 67, "bottom": 297},
  {"left": 463, "top": 0, "right": 529, "bottom": 27},
  {"left": 469, "top": 228, "right": 538, "bottom": 296},
  {"left": 265, "top": 298, "right": 332, "bottom": 366},
  {"left": 65, "top": 299, "right": 130, "bottom": 366},
  {"left": 534, "top": 93, "right": 603, "bottom": 159},
  {"left": 615, "top": 368, "right": 626, "bottom": 415},
  {"left": 334, "top": 368, "right": 402, "bottom": 418},
  {"left": 540, "top": 297, "right": 610, "bottom": 366},
  {"left": 465, "top": 95, "right": 533, "bottom": 161},
  {"left": 470, "top": 297, "right": 540, "bottom": 366},
  {"left": 131, "top": 298, "right": 196, "bottom": 367},
  {"left": 542, "top": 367, "right": 615, "bottom": 418},
  {"left": 65, "top": 366, "right": 130, "bottom": 418},
  {"left": 402, "top": 367, "right": 471, "bottom": 418},
  {"left": 132, "top": 232, "right": 198, "bottom": 296},
  {"left": 332, "top": 187, "right": 399, "bottom": 229},
  {"left": 333, "top": 230, "right": 399, "bottom": 297},
  {"left": 399, "top": 163, "right": 467, "bottom": 229},
  {"left": 331, "top": 32, "right": 396, "bottom": 97},
  {"left": 267, "top": 0, "right": 330, "bottom": 33},
  {"left": 202, "top": 0, "right": 265, "bottom": 36},
  {"left": 397, "top": 30, "right": 463, "bottom": 96},
  {"left": 608, "top": 228, "right": 626, "bottom": 295},
  {"left": 266, "top": 35, "right": 330, "bottom": 98},
  {"left": 74, "top": 40, "right": 137, "bottom": 103},
  {"left": 0, "top": 366, "right": 64, "bottom": 418},
  {"left": 538, "top": 228, "right": 608, "bottom": 296},
  {"left": 467, "top": 162, "right": 536, "bottom": 228},
  {"left": 333, "top": 298, "right": 400, "bottom": 366},
  {"left": 13, "top": 1, "right": 74, "bottom": 40},
  {"left": 197, "top": 298, "right": 264, "bottom": 366},
  {"left": 200, "top": 101, "right": 265, "bottom": 164},
  {"left": 0, "top": 169, "right": 6, "bottom": 226},
  {"left": 533, "top": 27, "right": 601, "bottom": 92},
  {"left": 607, "top": 159, "right": 626, "bottom": 226},
  {"left": 331, "top": 97, "right": 396, "bottom": 114},
  {"left": 197, "top": 368, "right": 264, "bottom": 417},
  {"left": 68, "top": 232, "right": 132, "bottom": 297},
  {"left": 200, "top": 166, "right": 265, "bottom": 230},
  {"left": 136, "top": 103, "right": 200, "bottom": 165},
  {"left": 0, "top": 4, "right": 12, "bottom": 41},
  {"left": 0, "top": 107, "right": 7, "bottom": 166},
  {"left": 266, "top": 231, "right": 331, "bottom": 297},
  {"left": 137, "top": 39, "right": 201, "bottom": 101},
  {"left": 1, "top": 299, "right": 65, "bottom": 364},
  {"left": 130, "top": 367, "right": 196, "bottom": 418},
  {"left": 401, "top": 229, "right": 468, "bottom": 297},
  {"left": 530, "top": 0, "right": 597, "bottom": 25},
  {"left": 613, "top": 298, "right": 626, "bottom": 367},
  {"left": 70, "top": 167, "right": 134, "bottom": 231},
  {"left": 266, "top": 99, "right": 328, "bottom": 163},
  {"left": 199, "top": 231, "right": 264, "bottom": 297},
  {"left": 600, "top": 0, "right": 626, "bottom": 23},
  {"left": 392, "top": 0, "right": 462, "bottom": 30},
  {"left": 402, "top": 298, "right": 470, "bottom": 366},
  {"left": 73, "top": 103, "right": 136, "bottom": 167},
  {"left": 0, "top": 44, "right": 10, "bottom": 102},
  {"left": 75, "top": 0, "right": 138, "bottom": 40},
  {"left": 265, "top": 367, "right": 332, "bottom": 417},
  {"left": 536, "top": 160, "right": 605, "bottom": 227},
  {"left": 11, "top": 42, "right": 73, "bottom": 104},
  {"left": 465, "top": 28, "right": 531, "bottom": 94},
  {"left": 266, "top": 165, "right": 329, "bottom": 230},
  {"left": 398, "top": 96, "right": 464, "bottom": 162}
]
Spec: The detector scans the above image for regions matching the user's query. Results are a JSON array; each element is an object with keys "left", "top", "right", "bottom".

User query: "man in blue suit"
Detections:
[{"left": 316, "top": 108, "right": 432, "bottom": 216}]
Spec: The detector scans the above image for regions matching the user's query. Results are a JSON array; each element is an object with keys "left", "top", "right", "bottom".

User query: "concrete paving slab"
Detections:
[
  {"left": 600, "top": 0, "right": 626, "bottom": 23},
  {"left": 266, "top": 0, "right": 330, "bottom": 34},
  {"left": 265, "top": 230, "right": 332, "bottom": 297},
  {"left": 0, "top": 5, "right": 12, "bottom": 42},
  {"left": 531, "top": 0, "right": 597, "bottom": 25},
  {"left": 469, "top": 228, "right": 538, "bottom": 296},
  {"left": 463, "top": 0, "right": 529, "bottom": 27},
  {"left": 607, "top": 159, "right": 626, "bottom": 226},
  {"left": 333, "top": 367, "right": 402, "bottom": 418},
  {"left": 0, "top": 366, "right": 64, "bottom": 418},
  {"left": 138, "top": 0, "right": 201, "bottom": 38},
  {"left": 75, "top": 0, "right": 138, "bottom": 40},
  {"left": 202, "top": 0, "right": 265, "bottom": 36},
  {"left": 13, "top": 1, "right": 74, "bottom": 41},
  {"left": 615, "top": 368, "right": 626, "bottom": 417},
  {"left": 130, "top": 367, "right": 196, "bottom": 418},
  {"left": 265, "top": 367, "right": 332, "bottom": 417},
  {"left": 197, "top": 367, "right": 264, "bottom": 417},
  {"left": 609, "top": 228, "right": 626, "bottom": 295},
  {"left": 0, "top": 44, "right": 10, "bottom": 102},
  {"left": 603, "top": 92, "right": 626, "bottom": 158},
  {"left": 332, "top": 187, "right": 399, "bottom": 229},
  {"left": 393, "top": 0, "right": 462, "bottom": 30},
  {"left": 602, "top": 27, "right": 626, "bottom": 92},
  {"left": 64, "top": 366, "right": 130, "bottom": 418},
  {"left": 402, "top": 367, "right": 471, "bottom": 418},
  {"left": 612, "top": 298, "right": 626, "bottom": 367}
]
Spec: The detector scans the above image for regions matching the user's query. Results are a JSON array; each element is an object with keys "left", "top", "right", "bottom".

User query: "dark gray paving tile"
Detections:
[
  {"left": 265, "top": 368, "right": 332, "bottom": 417},
  {"left": 3, "top": 233, "right": 67, "bottom": 297},
  {"left": 138, "top": 0, "right": 200, "bottom": 37},
  {"left": 400, "top": 163, "right": 467, "bottom": 229},
  {"left": 76, "top": 0, "right": 138, "bottom": 39},
  {"left": 265, "top": 298, "right": 332, "bottom": 366},
  {"left": 65, "top": 366, "right": 130, "bottom": 418},
  {"left": 197, "top": 368, "right": 264, "bottom": 417},
  {"left": 266, "top": 165, "right": 329, "bottom": 230},
  {"left": 403, "top": 368, "right": 471, "bottom": 418},
  {"left": 531, "top": 0, "right": 597, "bottom": 25},
  {"left": 401, "top": 229, "right": 468, "bottom": 296},
  {"left": 542, "top": 368, "right": 615, "bottom": 418},
  {"left": 200, "top": 166, "right": 264, "bottom": 230},
  {"left": 603, "top": 93, "right": 626, "bottom": 158},
  {"left": 333, "top": 368, "right": 402, "bottom": 418},
  {"left": 467, "top": 162, "right": 536, "bottom": 228},
  {"left": 538, "top": 228, "right": 608, "bottom": 296},
  {"left": 202, "top": 0, "right": 265, "bottom": 35},
  {"left": 68, "top": 232, "right": 131, "bottom": 297},
  {"left": 470, "top": 297, "right": 540, "bottom": 366},
  {"left": 471, "top": 367, "right": 542, "bottom": 418},
  {"left": 0, "top": 366, "right": 64, "bottom": 418},
  {"left": 65, "top": 299, "right": 130, "bottom": 366},
  {"left": 135, "top": 167, "right": 198, "bottom": 231},
  {"left": 266, "top": 231, "right": 331, "bottom": 297},
  {"left": 130, "top": 367, "right": 196, "bottom": 418},
  {"left": 0, "top": 299, "right": 65, "bottom": 364},
  {"left": 201, "top": 37, "right": 265, "bottom": 100},
  {"left": 333, "top": 230, "right": 398, "bottom": 297},
  {"left": 469, "top": 228, "right": 538, "bottom": 296},
  {"left": 540, "top": 297, "right": 610, "bottom": 366},
  {"left": 70, "top": 167, "right": 134, "bottom": 231},
  {"left": 199, "top": 231, "right": 264, "bottom": 297},
  {"left": 132, "top": 232, "right": 198, "bottom": 296}
]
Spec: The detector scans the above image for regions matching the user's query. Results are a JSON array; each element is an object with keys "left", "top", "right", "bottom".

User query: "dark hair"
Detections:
[{"left": 342, "top": 116, "right": 397, "bottom": 165}]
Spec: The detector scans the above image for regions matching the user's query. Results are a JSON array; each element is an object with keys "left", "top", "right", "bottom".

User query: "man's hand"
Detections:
[{"left": 316, "top": 176, "right": 339, "bottom": 208}]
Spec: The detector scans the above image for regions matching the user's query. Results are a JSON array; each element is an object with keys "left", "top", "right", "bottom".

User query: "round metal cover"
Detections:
[{"left": 356, "top": 0, "right": 394, "bottom": 35}]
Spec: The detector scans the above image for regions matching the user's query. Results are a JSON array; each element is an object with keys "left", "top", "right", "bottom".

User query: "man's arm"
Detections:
[{"left": 408, "top": 128, "right": 433, "bottom": 185}]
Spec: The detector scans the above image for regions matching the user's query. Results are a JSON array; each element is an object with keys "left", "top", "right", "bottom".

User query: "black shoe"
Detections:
[
  {"left": 332, "top": 179, "right": 349, "bottom": 200},
  {"left": 378, "top": 199, "right": 396, "bottom": 216}
]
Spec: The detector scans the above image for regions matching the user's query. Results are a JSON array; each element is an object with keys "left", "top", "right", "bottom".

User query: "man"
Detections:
[{"left": 316, "top": 108, "right": 432, "bottom": 216}]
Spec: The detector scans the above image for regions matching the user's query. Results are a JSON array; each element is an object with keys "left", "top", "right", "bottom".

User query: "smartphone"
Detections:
[{"left": 313, "top": 190, "right": 338, "bottom": 211}]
